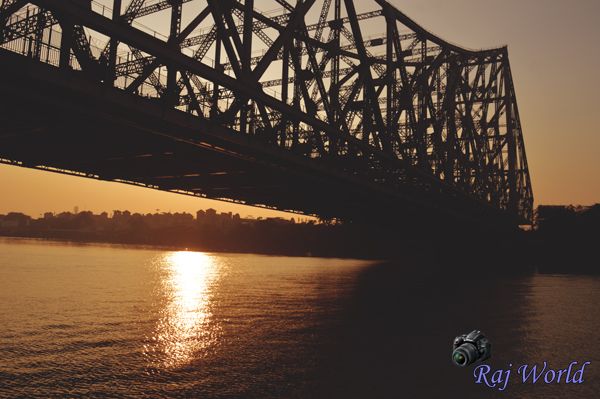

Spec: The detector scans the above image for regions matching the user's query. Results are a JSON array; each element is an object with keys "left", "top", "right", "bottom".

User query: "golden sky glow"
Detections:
[{"left": 392, "top": 0, "right": 600, "bottom": 207}]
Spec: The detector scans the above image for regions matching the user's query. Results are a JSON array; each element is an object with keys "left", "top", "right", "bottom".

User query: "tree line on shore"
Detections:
[{"left": 0, "top": 204, "right": 598, "bottom": 268}]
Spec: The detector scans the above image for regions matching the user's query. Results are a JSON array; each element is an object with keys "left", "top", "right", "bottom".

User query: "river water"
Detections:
[{"left": 0, "top": 237, "right": 598, "bottom": 398}]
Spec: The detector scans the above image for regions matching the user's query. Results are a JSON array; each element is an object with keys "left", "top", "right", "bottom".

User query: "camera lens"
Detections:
[
  {"left": 453, "top": 352, "right": 466, "bottom": 365},
  {"left": 452, "top": 342, "right": 479, "bottom": 367}
]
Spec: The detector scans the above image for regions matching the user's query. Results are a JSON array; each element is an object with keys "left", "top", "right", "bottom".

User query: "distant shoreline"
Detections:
[
  {"left": 1, "top": 204, "right": 599, "bottom": 272},
  {"left": 0, "top": 210, "right": 387, "bottom": 259},
  {"left": 1, "top": 231, "right": 598, "bottom": 275}
]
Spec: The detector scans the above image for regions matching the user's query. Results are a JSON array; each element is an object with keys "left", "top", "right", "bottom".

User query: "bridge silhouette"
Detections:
[{"left": 0, "top": 0, "right": 533, "bottom": 231}]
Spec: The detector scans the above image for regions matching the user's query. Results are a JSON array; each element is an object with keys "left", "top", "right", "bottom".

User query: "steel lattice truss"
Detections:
[{"left": 0, "top": 0, "right": 533, "bottom": 223}]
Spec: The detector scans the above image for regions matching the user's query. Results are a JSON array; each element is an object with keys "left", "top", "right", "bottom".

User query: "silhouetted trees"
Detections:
[
  {"left": 533, "top": 204, "right": 600, "bottom": 273},
  {"left": 0, "top": 209, "right": 389, "bottom": 258},
  {"left": 535, "top": 204, "right": 600, "bottom": 238},
  {"left": 0, "top": 205, "right": 598, "bottom": 267}
]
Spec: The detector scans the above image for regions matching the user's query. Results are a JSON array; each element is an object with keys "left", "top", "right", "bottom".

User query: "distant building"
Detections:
[
  {"left": 206, "top": 208, "right": 217, "bottom": 218},
  {"left": 264, "top": 217, "right": 293, "bottom": 226},
  {"left": 0, "top": 212, "right": 31, "bottom": 228},
  {"left": 535, "top": 205, "right": 575, "bottom": 231}
]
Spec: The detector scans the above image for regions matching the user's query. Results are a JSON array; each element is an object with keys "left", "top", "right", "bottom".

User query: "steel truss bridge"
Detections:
[{"left": 0, "top": 0, "right": 533, "bottom": 231}]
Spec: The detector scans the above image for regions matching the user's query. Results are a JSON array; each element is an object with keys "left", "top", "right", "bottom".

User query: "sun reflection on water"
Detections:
[{"left": 148, "top": 251, "right": 221, "bottom": 369}]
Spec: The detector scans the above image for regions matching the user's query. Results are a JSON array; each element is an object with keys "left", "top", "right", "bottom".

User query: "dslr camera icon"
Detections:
[{"left": 452, "top": 330, "right": 491, "bottom": 367}]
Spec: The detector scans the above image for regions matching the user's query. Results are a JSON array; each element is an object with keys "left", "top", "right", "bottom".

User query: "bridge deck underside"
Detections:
[{"left": 2, "top": 51, "right": 463, "bottom": 229}]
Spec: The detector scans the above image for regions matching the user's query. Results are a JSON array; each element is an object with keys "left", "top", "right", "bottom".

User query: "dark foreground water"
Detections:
[{"left": 0, "top": 238, "right": 598, "bottom": 398}]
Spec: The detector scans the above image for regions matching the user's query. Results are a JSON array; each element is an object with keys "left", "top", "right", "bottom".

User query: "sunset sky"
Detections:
[{"left": 1, "top": 0, "right": 599, "bottom": 217}]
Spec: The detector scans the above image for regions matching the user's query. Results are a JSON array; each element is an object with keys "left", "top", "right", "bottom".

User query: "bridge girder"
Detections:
[{"left": 0, "top": 0, "right": 533, "bottom": 227}]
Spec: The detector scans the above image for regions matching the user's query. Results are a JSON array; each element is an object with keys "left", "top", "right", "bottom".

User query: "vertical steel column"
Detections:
[
  {"left": 107, "top": 0, "right": 121, "bottom": 83},
  {"left": 503, "top": 49, "right": 517, "bottom": 212},
  {"left": 292, "top": 35, "right": 301, "bottom": 149},
  {"left": 210, "top": 28, "right": 222, "bottom": 118},
  {"left": 385, "top": 8, "right": 394, "bottom": 149},
  {"left": 240, "top": 0, "right": 253, "bottom": 135},
  {"left": 58, "top": 21, "right": 72, "bottom": 69},
  {"left": 280, "top": 39, "right": 289, "bottom": 147},
  {"left": 166, "top": 0, "right": 182, "bottom": 107},
  {"left": 33, "top": 7, "right": 45, "bottom": 60},
  {"left": 331, "top": 0, "right": 341, "bottom": 149},
  {"left": 445, "top": 57, "right": 459, "bottom": 185}
]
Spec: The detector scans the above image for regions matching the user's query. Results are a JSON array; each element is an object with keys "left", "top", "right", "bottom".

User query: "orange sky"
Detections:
[
  {"left": 392, "top": 0, "right": 600, "bottom": 207},
  {"left": 0, "top": 165, "right": 305, "bottom": 218},
  {"left": 1, "top": 0, "right": 599, "bottom": 217}
]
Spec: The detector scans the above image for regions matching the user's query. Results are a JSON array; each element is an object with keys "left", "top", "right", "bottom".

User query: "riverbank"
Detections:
[
  {"left": 0, "top": 228, "right": 382, "bottom": 259},
  {"left": 2, "top": 230, "right": 597, "bottom": 275},
  {"left": 2, "top": 205, "right": 598, "bottom": 269}
]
